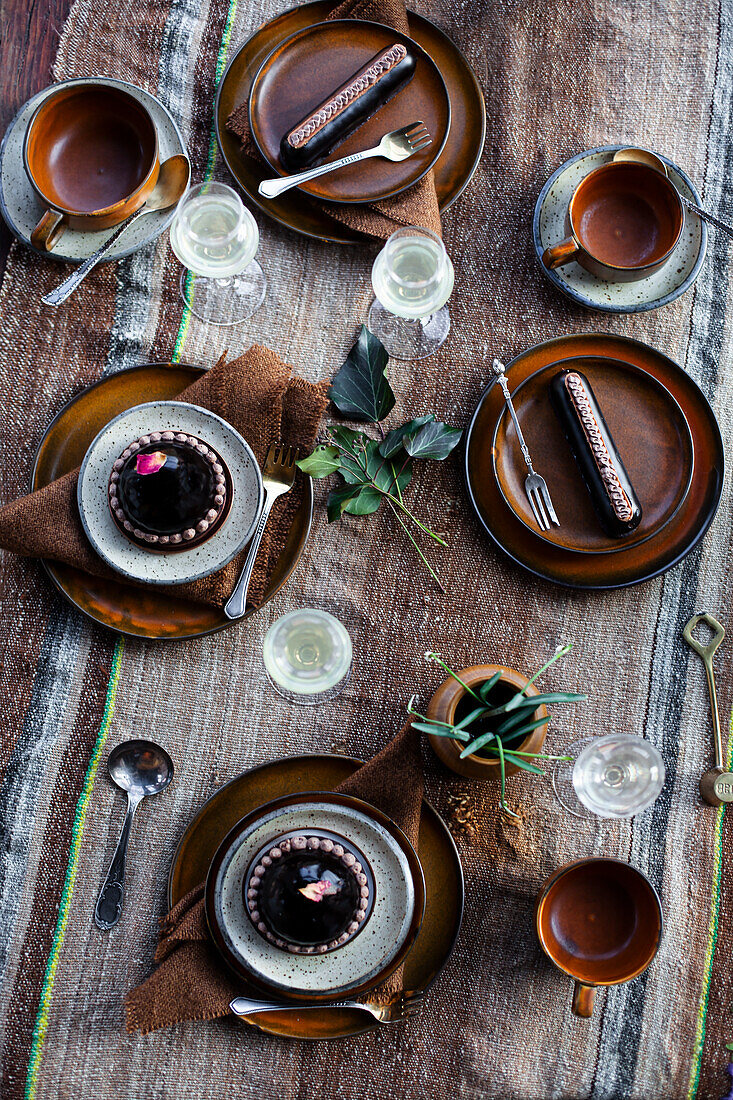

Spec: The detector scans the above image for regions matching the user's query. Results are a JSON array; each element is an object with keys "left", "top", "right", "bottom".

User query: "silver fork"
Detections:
[
  {"left": 230, "top": 989, "right": 424, "bottom": 1024},
  {"left": 258, "top": 122, "right": 432, "bottom": 199},
  {"left": 223, "top": 443, "right": 298, "bottom": 620},
  {"left": 492, "top": 358, "right": 560, "bottom": 531}
]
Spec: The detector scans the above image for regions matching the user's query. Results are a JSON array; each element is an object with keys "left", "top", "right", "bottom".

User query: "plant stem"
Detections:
[
  {"left": 387, "top": 501, "right": 445, "bottom": 592},
  {"left": 424, "top": 653, "right": 485, "bottom": 704}
]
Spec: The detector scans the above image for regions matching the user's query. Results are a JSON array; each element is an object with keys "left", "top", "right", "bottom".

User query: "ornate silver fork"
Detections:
[
  {"left": 492, "top": 358, "right": 560, "bottom": 531},
  {"left": 230, "top": 989, "right": 424, "bottom": 1023},
  {"left": 258, "top": 122, "right": 432, "bottom": 199}
]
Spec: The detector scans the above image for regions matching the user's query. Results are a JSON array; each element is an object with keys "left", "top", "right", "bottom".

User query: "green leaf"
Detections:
[
  {"left": 403, "top": 419, "right": 463, "bottom": 461},
  {"left": 478, "top": 672, "right": 504, "bottom": 701},
  {"left": 454, "top": 705, "right": 490, "bottom": 731},
  {"left": 296, "top": 446, "right": 341, "bottom": 479},
  {"left": 328, "top": 325, "right": 395, "bottom": 423},
  {"left": 460, "top": 730, "right": 497, "bottom": 758},
  {"left": 504, "top": 690, "right": 586, "bottom": 712},
  {"left": 500, "top": 716, "right": 551, "bottom": 743},
  {"left": 411, "top": 721, "right": 469, "bottom": 741},
  {"left": 502, "top": 753, "right": 546, "bottom": 776},
  {"left": 326, "top": 483, "right": 361, "bottom": 522},
  {"left": 378, "top": 415, "right": 435, "bottom": 459},
  {"left": 342, "top": 485, "right": 383, "bottom": 516}
]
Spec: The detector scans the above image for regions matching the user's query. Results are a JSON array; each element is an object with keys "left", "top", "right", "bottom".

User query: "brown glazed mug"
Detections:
[
  {"left": 541, "top": 160, "right": 684, "bottom": 282},
  {"left": 535, "top": 857, "right": 662, "bottom": 1017},
  {"left": 23, "top": 82, "right": 159, "bottom": 251}
]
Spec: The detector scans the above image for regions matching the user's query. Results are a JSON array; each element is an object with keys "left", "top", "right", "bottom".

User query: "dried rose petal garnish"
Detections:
[
  {"left": 135, "top": 451, "right": 167, "bottom": 476},
  {"left": 298, "top": 879, "right": 338, "bottom": 902}
]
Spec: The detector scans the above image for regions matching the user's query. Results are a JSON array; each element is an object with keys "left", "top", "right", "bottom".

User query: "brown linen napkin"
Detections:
[
  {"left": 0, "top": 347, "right": 329, "bottom": 610},
  {"left": 225, "top": 0, "right": 442, "bottom": 242},
  {"left": 125, "top": 721, "right": 423, "bottom": 1034}
]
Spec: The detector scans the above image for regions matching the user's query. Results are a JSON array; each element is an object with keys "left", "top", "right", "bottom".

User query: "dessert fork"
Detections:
[
  {"left": 258, "top": 122, "right": 432, "bottom": 199},
  {"left": 230, "top": 989, "right": 424, "bottom": 1023},
  {"left": 491, "top": 358, "right": 560, "bottom": 531},
  {"left": 224, "top": 442, "right": 298, "bottom": 619}
]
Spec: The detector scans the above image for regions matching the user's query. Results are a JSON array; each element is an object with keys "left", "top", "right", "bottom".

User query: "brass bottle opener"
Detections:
[{"left": 683, "top": 612, "right": 732, "bottom": 805}]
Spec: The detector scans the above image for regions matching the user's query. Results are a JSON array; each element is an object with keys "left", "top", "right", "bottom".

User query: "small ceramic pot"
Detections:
[
  {"left": 541, "top": 160, "right": 683, "bottom": 282},
  {"left": 23, "top": 81, "right": 160, "bottom": 251},
  {"left": 425, "top": 664, "right": 548, "bottom": 780}
]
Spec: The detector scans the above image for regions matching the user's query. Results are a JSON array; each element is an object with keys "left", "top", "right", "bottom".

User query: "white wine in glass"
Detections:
[{"left": 262, "top": 609, "right": 352, "bottom": 706}]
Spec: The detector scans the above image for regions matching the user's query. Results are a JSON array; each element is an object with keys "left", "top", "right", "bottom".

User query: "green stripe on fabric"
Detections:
[
  {"left": 24, "top": 637, "right": 124, "bottom": 1100},
  {"left": 687, "top": 709, "right": 733, "bottom": 1100},
  {"left": 171, "top": 0, "right": 239, "bottom": 365}
]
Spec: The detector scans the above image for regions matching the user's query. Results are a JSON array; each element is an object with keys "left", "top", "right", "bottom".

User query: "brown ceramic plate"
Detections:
[
  {"left": 205, "top": 791, "right": 425, "bottom": 1000},
  {"left": 465, "top": 334, "right": 723, "bottom": 589},
  {"left": 215, "top": 2, "right": 485, "bottom": 241},
  {"left": 31, "top": 363, "right": 312, "bottom": 640},
  {"left": 492, "top": 356, "right": 694, "bottom": 553},
  {"left": 169, "top": 753, "right": 464, "bottom": 1039},
  {"left": 249, "top": 20, "right": 450, "bottom": 203}
]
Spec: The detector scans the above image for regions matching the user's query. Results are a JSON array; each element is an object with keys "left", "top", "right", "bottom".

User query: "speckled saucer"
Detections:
[
  {"left": 0, "top": 77, "right": 187, "bottom": 264},
  {"left": 533, "top": 145, "right": 707, "bottom": 313},
  {"left": 206, "top": 793, "right": 425, "bottom": 1001},
  {"left": 78, "top": 401, "right": 263, "bottom": 585}
]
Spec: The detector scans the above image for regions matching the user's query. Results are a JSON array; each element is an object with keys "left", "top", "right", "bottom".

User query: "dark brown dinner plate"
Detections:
[
  {"left": 169, "top": 753, "right": 464, "bottom": 1040},
  {"left": 31, "top": 363, "right": 312, "bottom": 640},
  {"left": 215, "top": 2, "right": 485, "bottom": 242},
  {"left": 249, "top": 20, "right": 450, "bottom": 203},
  {"left": 466, "top": 334, "right": 724, "bottom": 589},
  {"left": 493, "top": 356, "right": 694, "bottom": 553}
]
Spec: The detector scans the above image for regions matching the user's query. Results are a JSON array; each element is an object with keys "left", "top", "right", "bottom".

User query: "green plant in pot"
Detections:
[{"left": 408, "top": 648, "right": 585, "bottom": 817}]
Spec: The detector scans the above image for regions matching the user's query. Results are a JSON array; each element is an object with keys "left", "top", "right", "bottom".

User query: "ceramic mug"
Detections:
[
  {"left": 541, "top": 160, "right": 684, "bottom": 282},
  {"left": 23, "top": 81, "right": 159, "bottom": 252},
  {"left": 535, "top": 857, "right": 662, "bottom": 1017}
]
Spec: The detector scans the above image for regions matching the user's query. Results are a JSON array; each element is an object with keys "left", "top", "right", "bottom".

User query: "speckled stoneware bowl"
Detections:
[
  {"left": 533, "top": 145, "right": 707, "bottom": 313},
  {"left": 78, "top": 401, "right": 263, "bottom": 585},
  {"left": 205, "top": 792, "right": 425, "bottom": 1001},
  {"left": 0, "top": 77, "right": 186, "bottom": 263}
]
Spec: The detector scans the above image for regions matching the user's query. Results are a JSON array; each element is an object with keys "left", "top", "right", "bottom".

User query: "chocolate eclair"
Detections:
[
  {"left": 549, "top": 369, "right": 642, "bottom": 538},
  {"left": 108, "top": 431, "right": 230, "bottom": 551},
  {"left": 279, "top": 43, "right": 417, "bottom": 172}
]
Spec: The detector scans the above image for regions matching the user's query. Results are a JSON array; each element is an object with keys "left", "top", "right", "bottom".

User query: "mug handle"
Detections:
[
  {"left": 572, "top": 982, "right": 596, "bottom": 1017},
  {"left": 31, "top": 209, "right": 66, "bottom": 252},
  {"left": 542, "top": 236, "right": 581, "bottom": 270}
]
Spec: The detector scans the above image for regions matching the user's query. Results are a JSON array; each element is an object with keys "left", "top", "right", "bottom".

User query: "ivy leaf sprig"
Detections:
[{"left": 297, "top": 326, "right": 462, "bottom": 590}]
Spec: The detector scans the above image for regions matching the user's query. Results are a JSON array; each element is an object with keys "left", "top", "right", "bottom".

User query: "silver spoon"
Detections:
[
  {"left": 613, "top": 147, "right": 733, "bottom": 240},
  {"left": 42, "top": 154, "right": 191, "bottom": 307},
  {"left": 94, "top": 739, "right": 174, "bottom": 931}
]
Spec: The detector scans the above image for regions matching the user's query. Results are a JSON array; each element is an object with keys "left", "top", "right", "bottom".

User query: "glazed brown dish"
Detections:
[
  {"left": 535, "top": 858, "right": 662, "bottom": 1017},
  {"left": 471, "top": 335, "right": 722, "bottom": 586},
  {"left": 23, "top": 82, "right": 159, "bottom": 250},
  {"left": 248, "top": 19, "right": 449, "bottom": 204},
  {"left": 108, "top": 432, "right": 230, "bottom": 551},
  {"left": 216, "top": 2, "right": 485, "bottom": 236}
]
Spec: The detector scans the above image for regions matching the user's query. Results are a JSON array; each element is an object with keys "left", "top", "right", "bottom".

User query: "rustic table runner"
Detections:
[{"left": 1, "top": 1, "right": 732, "bottom": 1098}]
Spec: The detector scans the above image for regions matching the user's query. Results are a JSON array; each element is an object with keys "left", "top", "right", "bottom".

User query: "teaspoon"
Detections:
[
  {"left": 94, "top": 738, "right": 174, "bottom": 931},
  {"left": 42, "top": 154, "right": 191, "bottom": 307}
]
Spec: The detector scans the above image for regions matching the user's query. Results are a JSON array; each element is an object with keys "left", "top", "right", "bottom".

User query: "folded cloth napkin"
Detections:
[
  {"left": 125, "top": 721, "right": 423, "bottom": 1034},
  {"left": 0, "top": 347, "right": 329, "bottom": 610},
  {"left": 225, "top": 0, "right": 442, "bottom": 242}
]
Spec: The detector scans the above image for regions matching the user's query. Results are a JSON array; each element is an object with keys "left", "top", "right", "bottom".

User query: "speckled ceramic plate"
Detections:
[
  {"left": 0, "top": 77, "right": 187, "bottom": 264},
  {"left": 206, "top": 792, "right": 425, "bottom": 1001},
  {"left": 533, "top": 146, "right": 707, "bottom": 313},
  {"left": 78, "top": 401, "right": 264, "bottom": 585}
]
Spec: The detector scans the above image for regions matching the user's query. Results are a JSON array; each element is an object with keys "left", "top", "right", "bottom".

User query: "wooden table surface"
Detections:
[{"left": 0, "top": 0, "right": 73, "bottom": 282}]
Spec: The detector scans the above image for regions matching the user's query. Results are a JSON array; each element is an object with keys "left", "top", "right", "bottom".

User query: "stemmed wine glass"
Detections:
[
  {"left": 368, "top": 225, "right": 454, "bottom": 360},
  {"left": 262, "top": 609, "right": 352, "bottom": 706},
  {"left": 169, "top": 180, "right": 266, "bottom": 325},
  {"left": 553, "top": 734, "right": 666, "bottom": 819}
]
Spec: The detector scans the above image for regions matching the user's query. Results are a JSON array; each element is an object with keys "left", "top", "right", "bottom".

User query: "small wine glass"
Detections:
[
  {"left": 169, "top": 180, "right": 266, "bottom": 325},
  {"left": 368, "top": 225, "right": 454, "bottom": 360},
  {"left": 553, "top": 734, "right": 665, "bottom": 819},
  {"left": 262, "top": 609, "right": 352, "bottom": 706}
]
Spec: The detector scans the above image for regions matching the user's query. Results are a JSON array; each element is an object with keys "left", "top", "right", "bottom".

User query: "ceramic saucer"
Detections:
[
  {"left": 0, "top": 77, "right": 187, "bottom": 264},
  {"left": 206, "top": 792, "right": 425, "bottom": 1000},
  {"left": 533, "top": 145, "right": 707, "bottom": 313},
  {"left": 78, "top": 401, "right": 263, "bottom": 586}
]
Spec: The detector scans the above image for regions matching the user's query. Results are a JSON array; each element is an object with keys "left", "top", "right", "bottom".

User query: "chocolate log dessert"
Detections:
[
  {"left": 279, "top": 43, "right": 416, "bottom": 172},
  {"left": 244, "top": 833, "right": 372, "bottom": 954},
  {"left": 108, "top": 431, "right": 230, "bottom": 551},
  {"left": 549, "top": 369, "right": 642, "bottom": 538}
]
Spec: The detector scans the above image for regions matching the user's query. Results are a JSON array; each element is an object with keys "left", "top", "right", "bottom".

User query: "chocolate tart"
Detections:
[
  {"left": 244, "top": 831, "right": 373, "bottom": 954},
  {"left": 108, "top": 431, "right": 232, "bottom": 551}
]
